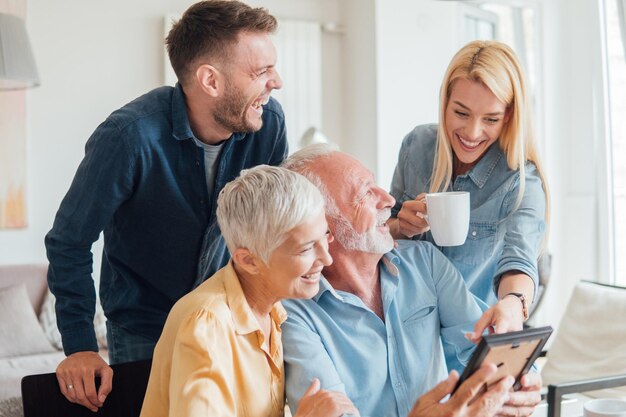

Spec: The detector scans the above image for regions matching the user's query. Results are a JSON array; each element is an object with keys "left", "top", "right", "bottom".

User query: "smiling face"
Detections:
[
  {"left": 315, "top": 153, "right": 396, "bottom": 254},
  {"left": 257, "top": 210, "right": 333, "bottom": 300},
  {"left": 214, "top": 31, "right": 283, "bottom": 133},
  {"left": 445, "top": 78, "right": 510, "bottom": 172}
]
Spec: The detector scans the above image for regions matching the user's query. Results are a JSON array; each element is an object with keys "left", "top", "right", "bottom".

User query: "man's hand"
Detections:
[
  {"left": 408, "top": 364, "right": 514, "bottom": 417},
  {"left": 56, "top": 351, "right": 113, "bottom": 412},
  {"left": 466, "top": 297, "right": 524, "bottom": 343},
  {"left": 496, "top": 372, "right": 542, "bottom": 417},
  {"left": 294, "top": 378, "right": 360, "bottom": 417}
]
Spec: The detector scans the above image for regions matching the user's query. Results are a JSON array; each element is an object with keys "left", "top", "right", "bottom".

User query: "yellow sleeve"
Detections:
[{"left": 168, "top": 309, "right": 237, "bottom": 417}]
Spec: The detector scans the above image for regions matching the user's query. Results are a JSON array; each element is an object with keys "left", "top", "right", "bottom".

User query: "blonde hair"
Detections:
[{"left": 431, "top": 40, "right": 550, "bottom": 246}]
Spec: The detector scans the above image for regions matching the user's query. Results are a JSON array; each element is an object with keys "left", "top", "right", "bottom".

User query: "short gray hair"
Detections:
[
  {"left": 216, "top": 165, "right": 325, "bottom": 263},
  {"left": 281, "top": 144, "right": 341, "bottom": 217}
]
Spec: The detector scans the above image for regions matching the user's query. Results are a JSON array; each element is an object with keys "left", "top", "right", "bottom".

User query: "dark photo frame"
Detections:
[{"left": 453, "top": 326, "right": 553, "bottom": 394}]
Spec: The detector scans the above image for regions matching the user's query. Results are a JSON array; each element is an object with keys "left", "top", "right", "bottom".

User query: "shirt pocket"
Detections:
[
  {"left": 403, "top": 304, "right": 437, "bottom": 327},
  {"left": 401, "top": 304, "right": 441, "bottom": 370},
  {"left": 444, "top": 221, "right": 497, "bottom": 266}
]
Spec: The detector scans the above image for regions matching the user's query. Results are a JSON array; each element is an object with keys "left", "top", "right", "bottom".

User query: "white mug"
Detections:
[
  {"left": 425, "top": 191, "right": 470, "bottom": 247},
  {"left": 584, "top": 399, "right": 626, "bottom": 417}
]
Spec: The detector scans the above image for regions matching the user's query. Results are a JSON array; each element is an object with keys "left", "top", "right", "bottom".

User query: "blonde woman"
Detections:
[
  {"left": 388, "top": 40, "right": 549, "bottom": 371},
  {"left": 141, "top": 166, "right": 359, "bottom": 417}
]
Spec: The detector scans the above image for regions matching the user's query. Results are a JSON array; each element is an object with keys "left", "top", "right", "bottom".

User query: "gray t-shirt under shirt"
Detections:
[{"left": 193, "top": 137, "right": 225, "bottom": 199}]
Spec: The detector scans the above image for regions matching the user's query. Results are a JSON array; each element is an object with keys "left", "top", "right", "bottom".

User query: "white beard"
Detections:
[{"left": 332, "top": 209, "right": 394, "bottom": 254}]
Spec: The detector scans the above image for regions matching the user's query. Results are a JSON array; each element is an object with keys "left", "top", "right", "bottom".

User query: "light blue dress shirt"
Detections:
[
  {"left": 282, "top": 240, "right": 484, "bottom": 417},
  {"left": 390, "top": 124, "right": 546, "bottom": 307}
]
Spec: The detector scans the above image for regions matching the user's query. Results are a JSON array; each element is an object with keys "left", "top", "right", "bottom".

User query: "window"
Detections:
[
  {"left": 478, "top": 3, "right": 541, "bottom": 143},
  {"left": 461, "top": 2, "right": 543, "bottom": 154},
  {"left": 460, "top": 4, "right": 497, "bottom": 42},
  {"left": 605, "top": 0, "right": 626, "bottom": 284}
]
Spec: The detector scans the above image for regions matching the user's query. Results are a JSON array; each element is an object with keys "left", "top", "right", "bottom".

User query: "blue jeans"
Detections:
[{"left": 106, "top": 321, "right": 156, "bottom": 364}]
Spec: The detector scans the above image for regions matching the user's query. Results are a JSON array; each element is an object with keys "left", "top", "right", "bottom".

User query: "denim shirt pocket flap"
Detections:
[
  {"left": 466, "top": 222, "right": 497, "bottom": 241},
  {"left": 403, "top": 304, "right": 437, "bottom": 326}
]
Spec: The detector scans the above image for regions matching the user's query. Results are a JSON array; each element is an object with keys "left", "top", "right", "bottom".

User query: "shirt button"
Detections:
[
  {"left": 471, "top": 231, "right": 477, "bottom": 237},
  {"left": 200, "top": 199, "right": 205, "bottom": 205},
  {"left": 195, "top": 160, "right": 200, "bottom": 167}
]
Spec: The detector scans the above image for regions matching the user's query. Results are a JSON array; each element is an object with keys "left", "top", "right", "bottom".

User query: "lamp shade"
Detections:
[{"left": 0, "top": 12, "right": 40, "bottom": 90}]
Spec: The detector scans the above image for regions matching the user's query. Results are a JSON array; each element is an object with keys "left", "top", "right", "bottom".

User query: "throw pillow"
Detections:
[
  {"left": 0, "top": 284, "right": 55, "bottom": 358},
  {"left": 38, "top": 289, "right": 108, "bottom": 350}
]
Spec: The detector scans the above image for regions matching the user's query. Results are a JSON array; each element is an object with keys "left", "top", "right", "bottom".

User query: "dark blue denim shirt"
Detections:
[
  {"left": 45, "top": 84, "right": 288, "bottom": 355},
  {"left": 390, "top": 124, "right": 546, "bottom": 306}
]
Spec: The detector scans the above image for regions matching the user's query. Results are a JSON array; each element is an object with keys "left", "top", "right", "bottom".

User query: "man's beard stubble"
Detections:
[
  {"left": 331, "top": 209, "right": 394, "bottom": 254},
  {"left": 213, "top": 77, "right": 261, "bottom": 134}
]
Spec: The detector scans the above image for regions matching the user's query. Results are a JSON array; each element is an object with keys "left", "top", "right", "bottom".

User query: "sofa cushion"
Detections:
[
  {"left": 0, "top": 264, "right": 48, "bottom": 316},
  {"left": 0, "top": 284, "right": 55, "bottom": 359},
  {"left": 0, "top": 350, "right": 66, "bottom": 402}
]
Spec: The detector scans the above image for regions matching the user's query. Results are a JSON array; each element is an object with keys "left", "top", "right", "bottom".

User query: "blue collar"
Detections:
[
  {"left": 171, "top": 83, "right": 194, "bottom": 142},
  {"left": 313, "top": 276, "right": 343, "bottom": 302},
  {"left": 462, "top": 142, "right": 504, "bottom": 189},
  {"left": 313, "top": 250, "right": 402, "bottom": 303}
]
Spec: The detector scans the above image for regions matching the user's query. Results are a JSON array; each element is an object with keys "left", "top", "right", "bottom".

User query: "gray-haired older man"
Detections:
[{"left": 281, "top": 144, "right": 542, "bottom": 417}]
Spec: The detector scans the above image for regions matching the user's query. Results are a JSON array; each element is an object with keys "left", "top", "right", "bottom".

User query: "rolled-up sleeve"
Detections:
[{"left": 494, "top": 166, "right": 547, "bottom": 297}]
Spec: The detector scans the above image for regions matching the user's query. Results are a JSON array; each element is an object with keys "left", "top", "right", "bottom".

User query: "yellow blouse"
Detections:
[{"left": 140, "top": 261, "right": 288, "bottom": 417}]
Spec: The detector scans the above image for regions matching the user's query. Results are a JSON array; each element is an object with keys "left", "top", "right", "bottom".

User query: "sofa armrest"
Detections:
[{"left": 547, "top": 373, "right": 626, "bottom": 417}]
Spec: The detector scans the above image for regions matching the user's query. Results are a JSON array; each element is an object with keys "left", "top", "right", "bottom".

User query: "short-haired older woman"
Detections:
[{"left": 140, "top": 166, "right": 359, "bottom": 417}]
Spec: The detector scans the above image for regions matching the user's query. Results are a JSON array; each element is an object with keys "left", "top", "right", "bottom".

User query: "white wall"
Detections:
[
  {"left": 337, "top": 0, "right": 467, "bottom": 187},
  {"left": 336, "top": 0, "right": 377, "bottom": 170},
  {"left": 374, "top": 0, "right": 462, "bottom": 188},
  {"left": 1, "top": 0, "right": 173, "bottom": 266}
]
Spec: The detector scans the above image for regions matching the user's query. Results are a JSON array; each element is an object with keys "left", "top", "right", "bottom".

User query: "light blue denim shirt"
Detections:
[
  {"left": 390, "top": 124, "right": 546, "bottom": 307},
  {"left": 282, "top": 240, "right": 483, "bottom": 417}
]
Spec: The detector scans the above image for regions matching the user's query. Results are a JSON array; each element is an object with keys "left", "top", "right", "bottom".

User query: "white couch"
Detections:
[
  {"left": 0, "top": 264, "right": 63, "bottom": 402},
  {"left": 0, "top": 264, "right": 107, "bottom": 403}
]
